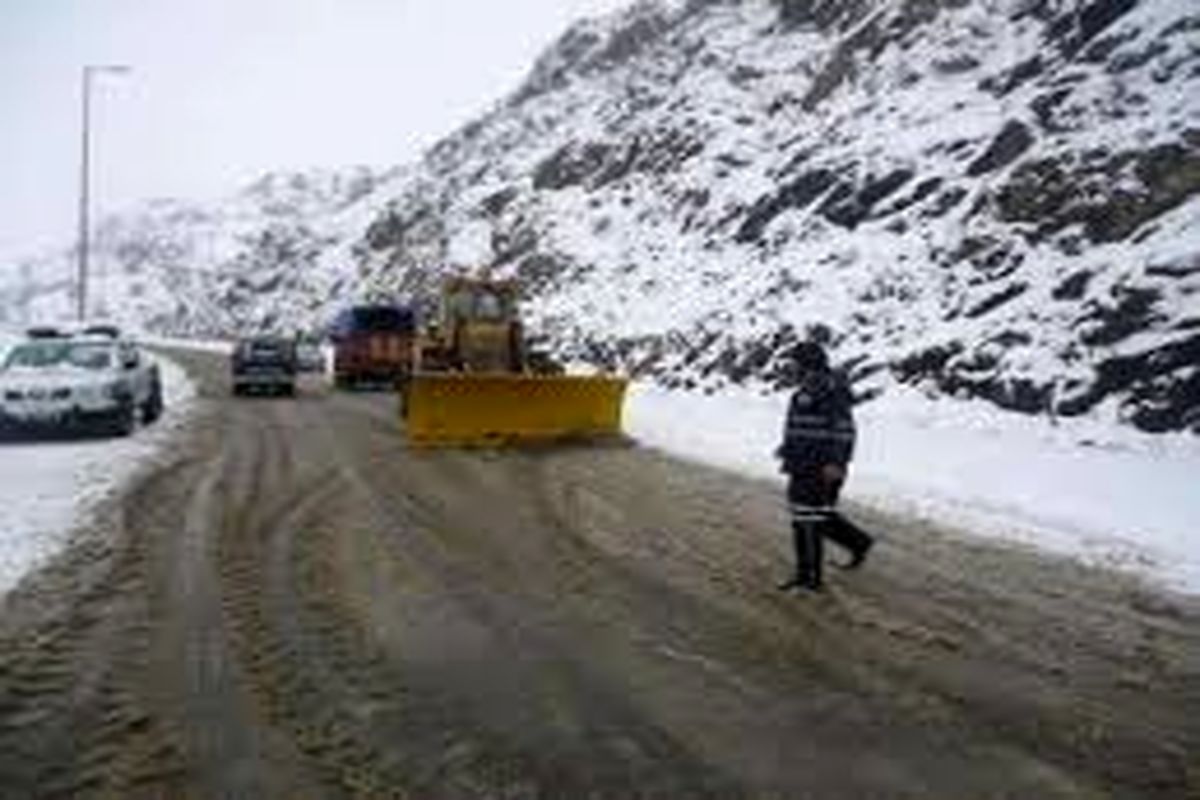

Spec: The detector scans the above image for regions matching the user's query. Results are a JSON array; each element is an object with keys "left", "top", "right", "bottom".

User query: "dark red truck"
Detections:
[{"left": 329, "top": 305, "right": 416, "bottom": 389}]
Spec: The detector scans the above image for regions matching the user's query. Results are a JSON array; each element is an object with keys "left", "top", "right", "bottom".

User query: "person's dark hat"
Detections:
[{"left": 791, "top": 341, "right": 829, "bottom": 370}]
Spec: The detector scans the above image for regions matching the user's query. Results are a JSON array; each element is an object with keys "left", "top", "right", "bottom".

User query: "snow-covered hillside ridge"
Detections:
[
  {"left": 4, "top": 0, "right": 1199, "bottom": 433},
  {"left": 352, "top": 0, "right": 1200, "bottom": 433}
]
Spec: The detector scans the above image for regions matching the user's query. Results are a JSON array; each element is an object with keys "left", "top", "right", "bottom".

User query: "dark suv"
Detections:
[{"left": 231, "top": 336, "right": 297, "bottom": 397}]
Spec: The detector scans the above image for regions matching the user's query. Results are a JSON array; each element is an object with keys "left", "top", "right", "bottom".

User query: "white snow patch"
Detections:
[
  {"left": 138, "top": 335, "right": 234, "bottom": 355},
  {"left": 625, "top": 383, "right": 1200, "bottom": 595}
]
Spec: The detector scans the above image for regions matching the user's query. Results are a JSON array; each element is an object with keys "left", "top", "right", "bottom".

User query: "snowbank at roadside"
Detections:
[
  {"left": 137, "top": 335, "right": 234, "bottom": 354},
  {"left": 0, "top": 343, "right": 196, "bottom": 596},
  {"left": 625, "top": 383, "right": 1200, "bottom": 595}
]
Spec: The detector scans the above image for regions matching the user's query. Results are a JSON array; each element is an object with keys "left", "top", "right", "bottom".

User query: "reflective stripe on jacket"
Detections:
[{"left": 779, "top": 370, "right": 856, "bottom": 472}]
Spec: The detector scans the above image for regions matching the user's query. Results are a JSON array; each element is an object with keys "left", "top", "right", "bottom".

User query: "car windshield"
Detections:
[
  {"left": 331, "top": 306, "right": 415, "bottom": 336},
  {"left": 68, "top": 344, "right": 114, "bottom": 370},
  {"left": 353, "top": 307, "right": 409, "bottom": 331},
  {"left": 240, "top": 339, "right": 290, "bottom": 359},
  {"left": 3, "top": 341, "right": 113, "bottom": 371}
]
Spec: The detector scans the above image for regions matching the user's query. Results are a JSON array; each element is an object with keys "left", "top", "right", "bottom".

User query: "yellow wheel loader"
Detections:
[{"left": 401, "top": 277, "right": 627, "bottom": 447}]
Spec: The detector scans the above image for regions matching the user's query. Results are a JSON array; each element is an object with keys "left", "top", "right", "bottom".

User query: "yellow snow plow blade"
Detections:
[{"left": 404, "top": 373, "right": 628, "bottom": 447}]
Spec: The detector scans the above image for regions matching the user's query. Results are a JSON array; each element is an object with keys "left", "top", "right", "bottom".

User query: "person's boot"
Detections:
[
  {"left": 780, "top": 521, "right": 822, "bottom": 591},
  {"left": 839, "top": 538, "right": 873, "bottom": 570}
]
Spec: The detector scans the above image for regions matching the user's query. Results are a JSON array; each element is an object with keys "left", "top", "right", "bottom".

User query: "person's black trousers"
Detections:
[{"left": 786, "top": 471, "right": 873, "bottom": 587}]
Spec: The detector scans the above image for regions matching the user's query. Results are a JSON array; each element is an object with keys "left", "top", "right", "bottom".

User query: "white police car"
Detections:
[{"left": 0, "top": 328, "right": 164, "bottom": 437}]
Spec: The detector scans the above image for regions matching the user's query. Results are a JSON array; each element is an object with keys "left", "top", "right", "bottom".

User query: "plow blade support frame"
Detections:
[{"left": 404, "top": 374, "right": 628, "bottom": 447}]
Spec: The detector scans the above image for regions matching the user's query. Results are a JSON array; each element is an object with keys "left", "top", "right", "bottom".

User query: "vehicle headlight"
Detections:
[{"left": 3, "top": 390, "right": 22, "bottom": 402}]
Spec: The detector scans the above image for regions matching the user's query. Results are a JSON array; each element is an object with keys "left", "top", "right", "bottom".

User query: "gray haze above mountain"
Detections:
[{"left": 0, "top": 0, "right": 635, "bottom": 262}]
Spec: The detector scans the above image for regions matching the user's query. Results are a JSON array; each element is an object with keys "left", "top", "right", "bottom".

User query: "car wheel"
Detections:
[
  {"left": 142, "top": 381, "right": 164, "bottom": 424},
  {"left": 107, "top": 402, "right": 136, "bottom": 437}
]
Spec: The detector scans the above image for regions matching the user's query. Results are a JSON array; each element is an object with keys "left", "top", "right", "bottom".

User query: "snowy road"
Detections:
[{"left": 0, "top": 347, "right": 1196, "bottom": 798}]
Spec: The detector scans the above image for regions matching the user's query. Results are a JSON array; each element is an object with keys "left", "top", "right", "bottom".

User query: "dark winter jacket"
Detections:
[{"left": 778, "top": 369, "right": 856, "bottom": 473}]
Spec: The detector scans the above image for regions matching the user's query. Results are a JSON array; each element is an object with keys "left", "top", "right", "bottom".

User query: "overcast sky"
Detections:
[{"left": 0, "top": 0, "right": 634, "bottom": 262}]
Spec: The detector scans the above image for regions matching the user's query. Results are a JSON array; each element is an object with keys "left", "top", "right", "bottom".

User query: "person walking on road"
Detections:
[{"left": 775, "top": 341, "right": 874, "bottom": 592}]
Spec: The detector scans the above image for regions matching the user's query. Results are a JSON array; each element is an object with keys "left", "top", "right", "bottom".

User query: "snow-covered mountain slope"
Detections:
[
  {"left": 4, "top": 0, "right": 1199, "bottom": 433},
  {"left": 350, "top": 0, "right": 1199, "bottom": 433}
]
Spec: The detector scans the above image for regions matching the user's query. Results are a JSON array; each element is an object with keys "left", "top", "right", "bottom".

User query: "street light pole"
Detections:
[
  {"left": 76, "top": 64, "right": 130, "bottom": 322},
  {"left": 76, "top": 68, "right": 91, "bottom": 322}
]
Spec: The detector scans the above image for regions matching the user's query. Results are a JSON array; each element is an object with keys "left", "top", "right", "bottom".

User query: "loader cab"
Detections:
[
  {"left": 441, "top": 281, "right": 516, "bottom": 325},
  {"left": 434, "top": 279, "right": 523, "bottom": 373}
]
